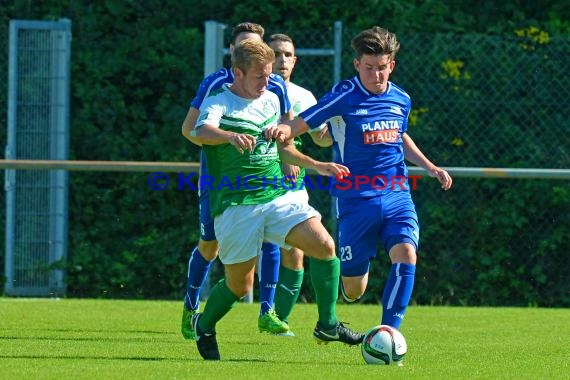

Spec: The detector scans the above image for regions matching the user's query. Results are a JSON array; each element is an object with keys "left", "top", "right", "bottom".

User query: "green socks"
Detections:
[
  {"left": 309, "top": 257, "right": 340, "bottom": 330},
  {"left": 199, "top": 279, "right": 239, "bottom": 333},
  {"left": 274, "top": 266, "right": 304, "bottom": 323}
]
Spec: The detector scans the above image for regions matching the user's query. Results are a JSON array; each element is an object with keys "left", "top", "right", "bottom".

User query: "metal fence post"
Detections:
[
  {"left": 204, "top": 20, "right": 226, "bottom": 77},
  {"left": 4, "top": 19, "right": 71, "bottom": 297}
]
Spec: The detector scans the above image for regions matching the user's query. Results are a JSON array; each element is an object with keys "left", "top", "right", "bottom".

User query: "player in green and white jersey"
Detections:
[{"left": 189, "top": 39, "right": 363, "bottom": 361}]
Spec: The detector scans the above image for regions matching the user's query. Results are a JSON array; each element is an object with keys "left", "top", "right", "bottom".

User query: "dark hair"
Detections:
[
  {"left": 351, "top": 26, "right": 400, "bottom": 59},
  {"left": 267, "top": 33, "right": 294, "bottom": 45},
  {"left": 231, "top": 22, "right": 265, "bottom": 45}
]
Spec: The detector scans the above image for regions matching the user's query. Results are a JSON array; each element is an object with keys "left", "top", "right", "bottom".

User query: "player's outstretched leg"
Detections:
[
  {"left": 309, "top": 257, "right": 364, "bottom": 346},
  {"left": 286, "top": 217, "right": 364, "bottom": 345}
]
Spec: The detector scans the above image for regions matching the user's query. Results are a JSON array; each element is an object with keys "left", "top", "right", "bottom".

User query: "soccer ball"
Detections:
[{"left": 361, "top": 325, "right": 407, "bottom": 365}]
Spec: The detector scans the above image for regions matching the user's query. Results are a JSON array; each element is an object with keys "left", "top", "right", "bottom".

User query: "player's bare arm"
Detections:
[
  {"left": 278, "top": 138, "right": 349, "bottom": 176},
  {"left": 181, "top": 107, "right": 201, "bottom": 146},
  {"left": 281, "top": 161, "right": 301, "bottom": 180},
  {"left": 193, "top": 124, "right": 256, "bottom": 154},
  {"left": 402, "top": 133, "right": 453, "bottom": 190}
]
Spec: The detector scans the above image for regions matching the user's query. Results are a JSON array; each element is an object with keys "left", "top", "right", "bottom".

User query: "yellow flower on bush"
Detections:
[
  {"left": 515, "top": 26, "right": 550, "bottom": 51},
  {"left": 440, "top": 60, "right": 471, "bottom": 92},
  {"left": 408, "top": 107, "right": 429, "bottom": 127}
]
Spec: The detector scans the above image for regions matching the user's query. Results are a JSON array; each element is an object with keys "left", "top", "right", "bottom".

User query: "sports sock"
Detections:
[
  {"left": 274, "top": 266, "right": 304, "bottom": 323},
  {"left": 309, "top": 257, "right": 339, "bottom": 330},
  {"left": 381, "top": 263, "right": 416, "bottom": 329},
  {"left": 258, "top": 242, "right": 280, "bottom": 315},
  {"left": 184, "top": 247, "right": 213, "bottom": 311},
  {"left": 199, "top": 279, "right": 239, "bottom": 334}
]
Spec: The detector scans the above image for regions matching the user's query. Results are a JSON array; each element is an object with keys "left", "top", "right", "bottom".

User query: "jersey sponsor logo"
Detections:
[
  {"left": 362, "top": 120, "right": 400, "bottom": 131},
  {"left": 362, "top": 120, "right": 400, "bottom": 144},
  {"left": 363, "top": 129, "right": 398, "bottom": 144},
  {"left": 355, "top": 108, "right": 368, "bottom": 115},
  {"left": 250, "top": 137, "right": 278, "bottom": 164}
]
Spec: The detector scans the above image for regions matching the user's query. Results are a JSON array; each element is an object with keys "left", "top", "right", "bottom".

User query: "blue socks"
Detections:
[
  {"left": 184, "top": 247, "right": 213, "bottom": 311},
  {"left": 381, "top": 263, "right": 416, "bottom": 329},
  {"left": 258, "top": 242, "right": 280, "bottom": 315}
]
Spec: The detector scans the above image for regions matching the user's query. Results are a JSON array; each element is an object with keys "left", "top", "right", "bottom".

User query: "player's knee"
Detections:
[
  {"left": 198, "top": 239, "right": 219, "bottom": 260},
  {"left": 281, "top": 247, "right": 304, "bottom": 270},
  {"left": 227, "top": 280, "right": 254, "bottom": 299},
  {"left": 343, "top": 288, "right": 363, "bottom": 302},
  {"left": 389, "top": 243, "right": 417, "bottom": 264},
  {"left": 320, "top": 235, "right": 336, "bottom": 259},
  {"left": 342, "top": 278, "right": 366, "bottom": 302}
]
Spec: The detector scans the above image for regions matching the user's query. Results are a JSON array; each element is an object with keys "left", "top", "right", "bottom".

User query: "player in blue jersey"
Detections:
[
  {"left": 180, "top": 22, "right": 294, "bottom": 339},
  {"left": 266, "top": 26, "right": 453, "bottom": 334}
]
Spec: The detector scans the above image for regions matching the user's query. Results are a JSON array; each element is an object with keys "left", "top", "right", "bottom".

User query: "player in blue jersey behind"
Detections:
[
  {"left": 180, "top": 22, "right": 294, "bottom": 339},
  {"left": 266, "top": 26, "right": 453, "bottom": 340}
]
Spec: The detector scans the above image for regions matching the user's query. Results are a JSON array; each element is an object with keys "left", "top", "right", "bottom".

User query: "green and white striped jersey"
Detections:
[{"left": 196, "top": 84, "right": 288, "bottom": 216}]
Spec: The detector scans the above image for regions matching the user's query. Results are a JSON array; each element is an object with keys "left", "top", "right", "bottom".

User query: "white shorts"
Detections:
[
  {"left": 291, "top": 188, "right": 309, "bottom": 203},
  {"left": 214, "top": 190, "right": 320, "bottom": 264}
]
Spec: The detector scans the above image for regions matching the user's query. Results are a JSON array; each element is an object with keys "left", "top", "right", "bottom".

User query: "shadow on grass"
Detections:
[
  {"left": 0, "top": 354, "right": 270, "bottom": 363},
  {"left": 0, "top": 335, "right": 173, "bottom": 342},
  {"left": 7, "top": 327, "right": 170, "bottom": 334}
]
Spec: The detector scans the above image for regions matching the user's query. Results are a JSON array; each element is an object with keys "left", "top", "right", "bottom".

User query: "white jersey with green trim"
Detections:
[
  {"left": 288, "top": 82, "right": 317, "bottom": 117},
  {"left": 196, "top": 84, "right": 288, "bottom": 216},
  {"left": 286, "top": 82, "right": 327, "bottom": 190}
]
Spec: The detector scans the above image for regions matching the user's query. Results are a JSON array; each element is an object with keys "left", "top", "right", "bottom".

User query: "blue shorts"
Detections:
[
  {"left": 199, "top": 187, "right": 216, "bottom": 241},
  {"left": 336, "top": 191, "right": 419, "bottom": 277},
  {"left": 199, "top": 151, "right": 216, "bottom": 241}
]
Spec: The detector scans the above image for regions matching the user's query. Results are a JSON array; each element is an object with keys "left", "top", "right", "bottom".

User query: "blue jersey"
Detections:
[
  {"left": 300, "top": 77, "right": 412, "bottom": 198},
  {"left": 190, "top": 67, "right": 291, "bottom": 176}
]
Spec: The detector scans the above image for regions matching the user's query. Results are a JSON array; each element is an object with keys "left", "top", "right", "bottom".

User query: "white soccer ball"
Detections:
[{"left": 361, "top": 325, "right": 407, "bottom": 365}]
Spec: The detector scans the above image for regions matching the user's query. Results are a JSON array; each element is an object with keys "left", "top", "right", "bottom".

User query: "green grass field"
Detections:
[{"left": 0, "top": 298, "right": 568, "bottom": 379}]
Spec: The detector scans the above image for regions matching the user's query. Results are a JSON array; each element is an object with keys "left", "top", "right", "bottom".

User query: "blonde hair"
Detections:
[{"left": 232, "top": 39, "right": 275, "bottom": 73}]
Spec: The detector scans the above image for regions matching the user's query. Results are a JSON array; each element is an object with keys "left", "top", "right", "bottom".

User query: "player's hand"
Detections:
[
  {"left": 428, "top": 167, "right": 453, "bottom": 190},
  {"left": 313, "top": 162, "right": 350, "bottom": 177},
  {"left": 318, "top": 125, "right": 330, "bottom": 140},
  {"left": 264, "top": 125, "right": 289, "bottom": 143},
  {"left": 281, "top": 163, "right": 300, "bottom": 181},
  {"left": 229, "top": 133, "right": 256, "bottom": 154}
]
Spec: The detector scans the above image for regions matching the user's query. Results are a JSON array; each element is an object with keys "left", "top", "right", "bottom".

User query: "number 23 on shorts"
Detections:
[{"left": 339, "top": 246, "right": 352, "bottom": 261}]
